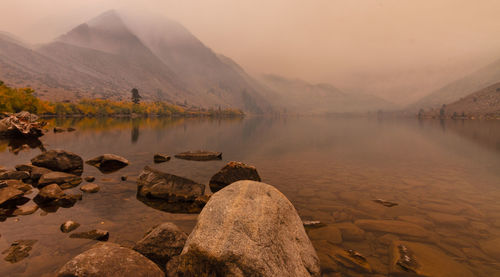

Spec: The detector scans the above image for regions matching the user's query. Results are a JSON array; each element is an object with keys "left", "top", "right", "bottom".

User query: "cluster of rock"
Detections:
[
  {"left": 57, "top": 181, "right": 321, "bottom": 277},
  {"left": 0, "top": 112, "right": 45, "bottom": 138}
]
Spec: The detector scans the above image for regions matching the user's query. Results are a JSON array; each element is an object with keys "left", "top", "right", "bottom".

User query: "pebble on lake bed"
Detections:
[
  {"left": 373, "top": 199, "right": 398, "bottom": 207},
  {"left": 60, "top": 221, "right": 81, "bottom": 233},
  {"left": 80, "top": 183, "right": 100, "bottom": 193},
  {"left": 84, "top": 176, "right": 95, "bottom": 182}
]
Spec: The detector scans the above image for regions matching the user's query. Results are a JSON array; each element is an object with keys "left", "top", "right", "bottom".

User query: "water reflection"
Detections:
[{"left": 0, "top": 137, "right": 45, "bottom": 154}]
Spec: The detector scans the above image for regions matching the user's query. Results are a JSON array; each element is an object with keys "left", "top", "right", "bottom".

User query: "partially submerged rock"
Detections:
[
  {"left": 60, "top": 221, "right": 80, "bottom": 233},
  {"left": 80, "top": 183, "right": 100, "bottom": 193},
  {"left": 86, "top": 154, "right": 129, "bottom": 173},
  {"left": 31, "top": 150, "right": 83, "bottom": 175},
  {"left": 137, "top": 166, "right": 208, "bottom": 213},
  {"left": 174, "top": 150, "right": 222, "bottom": 161},
  {"left": 153, "top": 154, "right": 171, "bottom": 163},
  {"left": 0, "top": 170, "right": 29, "bottom": 180},
  {"left": 15, "top": 164, "right": 52, "bottom": 181},
  {"left": 0, "top": 186, "right": 24, "bottom": 206},
  {"left": 34, "top": 183, "right": 82, "bottom": 208},
  {"left": 57, "top": 242, "right": 164, "bottom": 277},
  {"left": 0, "top": 112, "right": 45, "bottom": 138},
  {"left": 133, "top": 222, "right": 188, "bottom": 268},
  {"left": 168, "top": 180, "right": 320, "bottom": 276},
  {"left": 12, "top": 203, "right": 39, "bottom": 215},
  {"left": 2, "top": 239, "right": 37, "bottom": 263},
  {"left": 372, "top": 198, "right": 398, "bottom": 207},
  {"left": 0, "top": 180, "right": 31, "bottom": 192},
  {"left": 354, "top": 219, "right": 431, "bottom": 238},
  {"left": 84, "top": 176, "right": 95, "bottom": 182},
  {"left": 37, "top": 171, "right": 82, "bottom": 189},
  {"left": 209, "top": 161, "right": 261, "bottom": 192},
  {"left": 303, "top": 220, "right": 326, "bottom": 228},
  {"left": 69, "top": 229, "right": 109, "bottom": 241}
]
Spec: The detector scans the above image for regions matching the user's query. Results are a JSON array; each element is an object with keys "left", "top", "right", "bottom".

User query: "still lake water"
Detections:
[{"left": 0, "top": 116, "right": 499, "bottom": 276}]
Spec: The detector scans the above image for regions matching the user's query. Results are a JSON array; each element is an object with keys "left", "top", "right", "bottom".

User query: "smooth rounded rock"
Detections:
[
  {"left": 31, "top": 150, "right": 83, "bottom": 175},
  {"left": 80, "top": 183, "right": 100, "bottom": 193}
]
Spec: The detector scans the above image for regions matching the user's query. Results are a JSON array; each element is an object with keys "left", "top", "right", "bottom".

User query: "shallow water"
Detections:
[{"left": 0, "top": 116, "right": 499, "bottom": 276}]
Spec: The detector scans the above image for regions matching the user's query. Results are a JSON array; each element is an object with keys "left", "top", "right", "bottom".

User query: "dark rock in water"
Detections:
[
  {"left": 153, "top": 154, "right": 171, "bottom": 163},
  {"left": 13, "top": 203, "right": 39, "bottom": 215},
  {"left": 168, "top": 180, "right": 320, "bottom": 277},
  {"left": 174, "top": 150, "right": 222, "bottom": 161},
  {"left": 80, "top": 183, "right": 100, "bottom": 193},
  {"left": 0, "top": 112, "right": 45, "bottom": 138},
  {"left": 34, "top": 184, "right": 82, "bottom": 208},
  {"left": 70, "top": 229, "right": 109, "bottom": 241},
  {"left": 0, "top": 186, "right": 24, "bottom": 206},
  {"left": 209, "top": 161, "right": 261, "bottom": 192},
  {"left": 57, "top": 242, "right": 164, "bottom": 277},
  {"left": 38, "top": 171, "right": 82, "bottom": 189},
  {"left": 31, "top": 150, "right": 84, "bottom": 175},
  {"left": 2, "top": 240, "right": 37, "bottom": 263},
  {"left": 133, "top": 222, "right": 187, "bottom": 268},
  {"left": 84, "top": 176, "right": 95, "bottom": 182},
  {"left": 67, "top": 127, "right": 76, "bottom": 132},
  {"left": 15, "top": 164, "right": 52, "bottom": 181},
  {"left": 0, "top": 170, "right": 29, "bottom": 180},
  {"left": 60, "top": 220, "right": 80, "bottom": 233},
  {"left": 86, "top": 154, "right": 129, "bottom": 173},
  {"left": 373, "top": 199, "right": 398, "bottom": 207},
  {"left": 136, "top": 166, "right": 208, "bottom": 213},
  {"left": 121, "top": 176, "right": 127, "bottom": 181},
  {"left": 53, "top": 127, "right": 65, "bottom": 133}
]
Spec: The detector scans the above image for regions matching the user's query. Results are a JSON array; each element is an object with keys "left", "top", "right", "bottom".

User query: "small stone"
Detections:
[
  {"left": 121, "top": 176, "right": 127, "bottom": 181},
  {"left": 153, "top": 154, "right": 171, "bottom": 163},
  {"left": 67, "top": 127, "right": 76, "bottom": 132},
  {"left": 2, "top": 240, "right": 37, "bottom": 263},
  {"left": 84, "top": 176, "right": 95, "bottom": 182},
  {"left": 373, "top": 199, "right": 398, "bottom": 207},
  {"left": 60, "top": 221, "right": 81, "bottom": 233},
  {"left": 70, "top": 229, "right": 109, "bottom": 241},
  {"left": 53, "top": 127, "right": 65, "bottom": 133},
  {"left": 13, "top": 203, "right": 39, "bottom": 215},
  {"left": 80, "top": 183, "right": 100, "bottom": 193}
]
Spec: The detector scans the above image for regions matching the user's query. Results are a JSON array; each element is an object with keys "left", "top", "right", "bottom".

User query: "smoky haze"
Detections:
[{"left": 1, "top": 0, "right": 499, "bottom": 105}]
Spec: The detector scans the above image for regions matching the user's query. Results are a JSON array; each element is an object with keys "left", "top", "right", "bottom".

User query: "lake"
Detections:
[{"left": 1, "top": 116, "right": 499, "bottom": 276}]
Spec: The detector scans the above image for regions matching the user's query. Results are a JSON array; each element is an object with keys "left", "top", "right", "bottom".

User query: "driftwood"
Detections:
[{"left": 0, "top": 111, "right": 45, "bottom": 137}]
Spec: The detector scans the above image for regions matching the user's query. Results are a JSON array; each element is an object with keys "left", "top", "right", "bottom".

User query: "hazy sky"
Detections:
[{"left": 1, "top": 0, "right": 499, "bottom": 104}]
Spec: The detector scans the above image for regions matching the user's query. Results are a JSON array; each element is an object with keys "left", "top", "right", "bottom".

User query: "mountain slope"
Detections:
[
  {"left": 258, "top": 74, "right": 394, "bottom": 114},
  {"left": 442, "top": 82, "right": 500, "bottom": 119},
  {"left": 411, "top": 58, "right": 500, "bottom": 109}
]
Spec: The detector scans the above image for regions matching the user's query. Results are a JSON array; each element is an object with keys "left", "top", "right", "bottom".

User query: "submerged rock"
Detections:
[
  {"left": 209, "top": 161, "right": 261, "bottom": 192},
  {"left": 84, "top": 176, "right": 95, "bottom": 182},
  {"left": 86, "top": 154, "right": 129, "bottom": 173},
  {"left": 332, "top": 222, "right": 366, "bottom": 241},
  {"left": 37, "top": 171, "right": 82, "bottom": 189},
  {"left": 60, "top": 221, "right": 81, "bottom": 233},
  {"left": 174, "top": 150, "right": 222, "bottom": 161},
  {"left": 168, "top": 180, "right": 320, "bottom": 277},
  {"left": 69, "top": 229, "right": 109, "bottom": 241},
  {"left": 372, "top": 198, "right": 398, "bottom": 207},
  {"left": 0, "top": 112, "right": 45, "bottom": 138},
  {"left": 53, "top": 127, "right": 65, "bottom": 133},
  {"left": 57, "top": 242, "right": 164, "bottom": 277},
  {"left": 0, "top": 170, "right": 29, "bottom": 181},
  {"left": 121, "top": 176, "right": 127, "bottom": 181},
  {"left": 67, "top": 127, "right": 76, "bottom": 132},
  {"left": 137, "top": 166, "right": 208, "bottom": 213},
  {"left": 2, "top": 239, "right": 37, "bottom": 263},
  {"left": 31, "top": 150, "right": 83, "bottom": 175},
  {"left": 307, "top": 225, "right": 343, "bottom": 244},
  {"left": 80, "top": 183, "right": 100, "bottom": 193},
  {"left": 133, "top": 222, "right": 188, "bottom": 268},
  {"left": 153, "top": 154, "right": 171, "bottom": 163},
  {"left": 354, "top": 219, "right": 431, "bottom": 238}
]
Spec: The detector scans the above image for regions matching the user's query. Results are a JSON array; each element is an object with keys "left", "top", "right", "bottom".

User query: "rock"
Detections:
[
  {"left": 67, "top": 127, "right": 76, "bottom": 132},
  {"left": 57, "top": 242, "right": 164, "bottom": 277},
  {"left": 153, "top": 154, "right": 171, "bottom": 163},
  {"left": 85, "top": 154, "right": 129, "bottom": 173},
  {"left": 69, "top": 229, "right": 109, "bottom": 241},
  {"left": 209, "top": 161, "right": 261, "bottom": 192},
  {"left": 133, "top": 222, "right": 188, "bottom": 268},
  {"left": 38, "top": 171, "right": 82, "bottom": 189},
  {"left": 389, "top": 240, "right": 474, "bottom": 276},
  {"left": 426, "top": 212, "right": 468, "bottom": 226},
  {"left": 34, "top": 184, "right": 82, "bottom": 208},
  {"left": 303, "top": 220, "right": 326, "bottom": 228},
  {"left": 60, "top": 221, "right": 81, "bottom": 233},
  {"left": 31, "top": 149, "right": 83, "bottom": 175},
  {"left": 479, "top": 238, "right": 500, "bottom": 259},
  {"left": 0, "top": 170, "right": 29, "bottom": 180},
  {"left": 13, "top": 203, "right": 39, "bottom": 215},
  {"left": 121, "top": 176, "right": 127, "bottom": 181},
  {"left": 35, "top": 183, "right": 64, "bottom": 200},
  {"left": 53, "top": 127, "right": 65, "bottom": 133},
  {"left": 174, "top": 150, "right": 222, "bottom": 161},
  {"left": 328, "top": 245, "right": 373, "bottom": 273},
  {"left": 0, "top": 186, "right": 24, "bottom": 206},
  {"left": 168, "top": 180, "right": 320, "bottom": 277},
  {"left": 372, "top": 199, "right": 398, "bottom": 207},
  {"left": 0, "top": 112, "right": 45, "bottom": 137},
  {"left": 0, "top": 179, "right": 31, "bottom": 192},
  {"left": 354, "top": 219, "right": 431, "bottom": 238},
  {"left": 137, "top": 166, "right": 207, "bottom": 213},
  {"left": 84, "top": 176, "right": 95, "bottom": 182},
  {"left": 307, "top": 225, "right": 343, "bottom": 244},
  {"left": 2, "top": 239, "right": 37, "bottom": 263},
  {"left": 332, "top": 222, "right": 366, "bottom": 241},
  {"left": 15, "top": 164, "right": 52, "bottom": 181},
  {"left": 80, "top": 183, "right": 100, "bottom": 193}
]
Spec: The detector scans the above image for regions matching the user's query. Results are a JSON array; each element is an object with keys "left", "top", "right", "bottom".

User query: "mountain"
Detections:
[
  {"left": 411, "top": 58, "right": 500, "bottom": 110},
  {"left": 439, "top": 82, "right": 500, "bottom": 119},
  {"left": 258, "top": 74, "right": 394, "bottom": 114}
]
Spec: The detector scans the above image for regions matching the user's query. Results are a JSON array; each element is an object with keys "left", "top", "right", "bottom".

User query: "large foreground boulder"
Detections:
[
  {"left": 31, "top": 150, "right": 83, "bottom": 175},
  {"left": 57, "top": 242, "right": 164, "bottom": 277},
  {"left": 0, "top": 112, "right": 44, "bottom": 137},
  {"left": 86, "top": 154, "right": 129, "bottom": 173},
  {"left": 133, "top": 222, "right": 188, "bottom": 268},
  {"left": 209, "top": 161, "right": 261, "bottom": 192},
  {"left": 168, "top": 180, "right": 320, "bottom": 276},
  {"left": 137, "top": 166, "right": 208, "bottom": 213}
]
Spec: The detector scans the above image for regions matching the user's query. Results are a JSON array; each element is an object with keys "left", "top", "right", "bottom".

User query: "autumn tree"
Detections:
[{"left": 131, "top": 88, "right": 141, "bottom": 104}]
